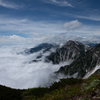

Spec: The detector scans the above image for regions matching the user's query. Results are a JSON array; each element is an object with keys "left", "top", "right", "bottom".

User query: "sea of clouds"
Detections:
[
  {"left": 0, "top": 34, "right": 100, "bottom": 89},
  {"left": 0, "top": 45, "right": 71, "bottom": 89}
]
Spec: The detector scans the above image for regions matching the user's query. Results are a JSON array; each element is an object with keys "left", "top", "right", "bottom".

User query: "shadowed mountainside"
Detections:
[
  {"left": 46, "top": 40, "right": 86, "bottom": 64},
  {"left": 56, "top": 43, "right": 100, "bottom": 78}
]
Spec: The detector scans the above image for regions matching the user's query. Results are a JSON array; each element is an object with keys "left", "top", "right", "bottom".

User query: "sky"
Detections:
[{"left": 0, "top": 0, "right": 100, "bottom": 46}]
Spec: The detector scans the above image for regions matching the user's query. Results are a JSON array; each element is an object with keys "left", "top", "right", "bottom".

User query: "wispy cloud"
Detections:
[
  {"left": 43, "top": 0, "right": 73, "bottom": 7},
  {"left": 61, "top": 11, "right": 100, "bottom": 22},
  {"left": 0, "top": 17, "right": 66, "bottom": 35},
  {"left": 0, "top": 0, "right": 23, "bottom": 9},
  {"left": 76, "top": 15, "right": 100, "bottom": 21},
  {"left": 63, "top": 20, "right": 82, "bottom": 31}
]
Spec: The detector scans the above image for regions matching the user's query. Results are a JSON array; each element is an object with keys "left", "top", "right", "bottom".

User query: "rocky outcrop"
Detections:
[
  {"left": 56, "top": 43, "right": 100, "bottom": 78},
  {"left": 46, "top": 40, "right": 85, "bottom": 64}
]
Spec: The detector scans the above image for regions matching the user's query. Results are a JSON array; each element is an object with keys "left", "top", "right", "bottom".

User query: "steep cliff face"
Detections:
[
  {"left": 56, "top": 43, "right": 100, "bottom": 78},
  {"left": 47, "top": 40, "right": 85, "bottom": 64}
]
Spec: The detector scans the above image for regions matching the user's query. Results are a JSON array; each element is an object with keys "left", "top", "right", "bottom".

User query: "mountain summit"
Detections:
[
  {"left": 56, "top": 43, "right": 100, "bottom": 78},
  {"left": 47, "top": 40, "right": 86, "bottom": 64}
]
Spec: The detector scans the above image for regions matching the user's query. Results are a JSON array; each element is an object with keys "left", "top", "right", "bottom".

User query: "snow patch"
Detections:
[{"left": 83, "top": 65, "right": 100, "bottom": 79}]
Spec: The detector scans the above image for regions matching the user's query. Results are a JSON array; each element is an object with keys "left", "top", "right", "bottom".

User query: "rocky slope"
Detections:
[
  {"left": 46, "top": 40, "right": 86, "bottom": 64},
  {"left": 56, "top": 43, "right": 100, "bottom": 78}
]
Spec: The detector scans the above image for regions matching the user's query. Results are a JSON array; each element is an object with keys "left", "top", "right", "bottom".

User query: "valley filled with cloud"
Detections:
[{"left": 0, "top": 45, "right": 71, "bottom": 89}]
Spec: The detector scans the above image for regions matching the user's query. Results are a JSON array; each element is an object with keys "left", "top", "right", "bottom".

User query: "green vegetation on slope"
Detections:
[
  {"left": 0, "top": 85, "right": 22, "bottom": 100},
  {"left": 36, "top": 73, "right": 100, "bottom": 100}
]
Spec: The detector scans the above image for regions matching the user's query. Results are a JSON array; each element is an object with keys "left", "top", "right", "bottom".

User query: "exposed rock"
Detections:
[
  {"left": 56, "top": 43, "right": 100, "bottom": 78},
  {"left": 47, "top": 40, "right": 85, "bottom": 64}
]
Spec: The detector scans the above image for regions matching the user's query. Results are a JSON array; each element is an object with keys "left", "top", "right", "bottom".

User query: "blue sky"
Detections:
[{"left": 0, "top": 0, "right": 100, "bottom": 46}]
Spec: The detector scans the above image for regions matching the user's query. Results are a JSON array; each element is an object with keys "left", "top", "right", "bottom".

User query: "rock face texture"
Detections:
[
  {"left": 56, "top": 43, "right": 100, "bottom": 78},
  {"left": 47, "top": 40, "right": 85, "bottom": 64}
]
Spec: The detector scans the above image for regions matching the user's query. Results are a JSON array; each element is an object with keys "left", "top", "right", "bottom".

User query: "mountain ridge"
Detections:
[
  {"left": 24, "top": 43, "right": 57, "bottom": 54},
  {"left": 46, "top": 40, "right": 86, "bottom": 64},
  {"left": 56, "top": 43, "right": 100, "bottom": 78}
]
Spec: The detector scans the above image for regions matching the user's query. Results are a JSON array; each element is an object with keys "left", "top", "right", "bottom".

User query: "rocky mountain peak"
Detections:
[
  {"left": 56, "top": 43, "right": 100, "bottom": 78},
  {"left": 46, "top": 40, "right": 85, "bottom": 64}
]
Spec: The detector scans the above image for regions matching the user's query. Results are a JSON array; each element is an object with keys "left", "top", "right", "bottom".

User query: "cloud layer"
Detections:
[
  {"left": 0, "top": 45, "right": 71, "bottom": 89},
  {"left": 1, "top": 34, "right": 100, "bottom": 47}
]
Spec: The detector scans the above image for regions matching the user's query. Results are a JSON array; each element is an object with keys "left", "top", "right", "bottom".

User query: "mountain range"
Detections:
[
  {"left": 23, "top": 40, "right": 100, "bottom": 79},
  {"left": 46, "top": 40, "right": 86, "bottom": 64},
  {"left": 1, "top": 40, "right": 100, "bottom": 100},
  {"left": 55, "top": 41, "right": 100, "bottom": 78},
  {"left": 24, "top": 43, "right": 57, "bottom": 54}
]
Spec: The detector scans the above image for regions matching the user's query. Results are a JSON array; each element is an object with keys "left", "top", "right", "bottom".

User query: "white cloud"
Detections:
[
  {"left": 43, "top": 0, "right": 73, "bottom": 7},
  {"left": 1, "top": 33, "right": 100, "bottom": 47},
  {"left": 0, "top": 17, "right": 100, "bottom": 46},
  {"left": 0, "top": 34, "right": 70, "bottom": 47},
  {"left": 0, "top": 45, "right": 71, "bottom": 89},
  {"left": 63, "top": 20, "right": 82, "bottom": 31},
  {"left": 0, "top": 0, "right": 23, "bottom": 9},
  {"left": 0, "top": 35, "right": 45, "bottom": 47}
]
